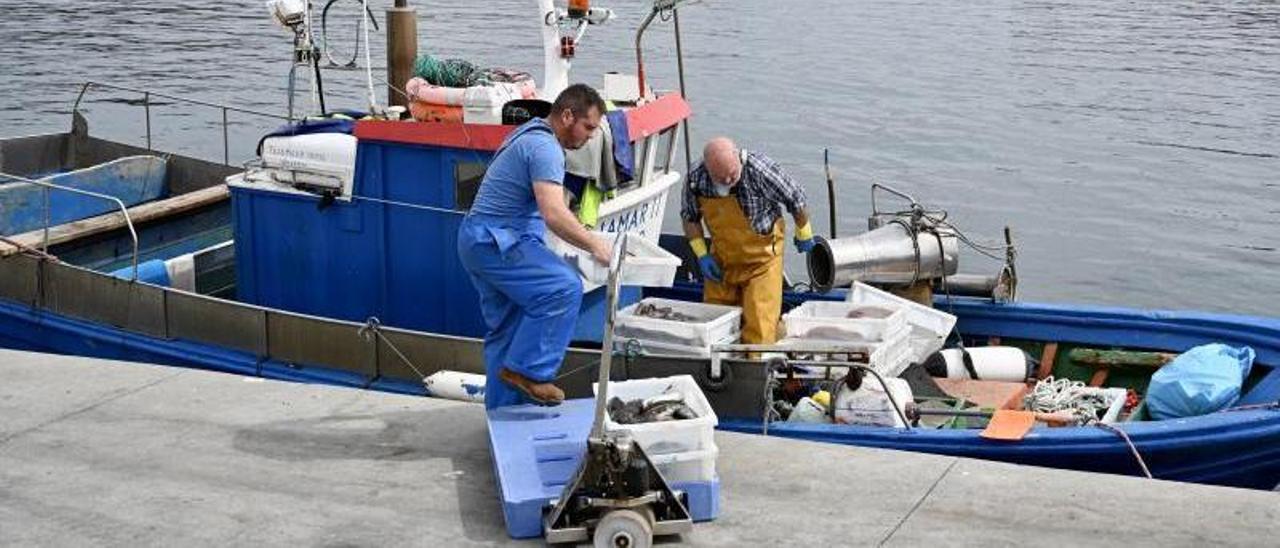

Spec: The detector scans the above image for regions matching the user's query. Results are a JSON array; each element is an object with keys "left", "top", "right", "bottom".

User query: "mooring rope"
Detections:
[{"left": 358, "top": 316, "right": 427, "bottom": 384}]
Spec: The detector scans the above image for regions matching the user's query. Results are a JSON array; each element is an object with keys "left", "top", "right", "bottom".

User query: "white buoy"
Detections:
[
  {"left": 423, "top": 371, "right": 486, "bottom": 403},
  {"left": 925, "top": 346, "right": 1033, "bottom": 382}
]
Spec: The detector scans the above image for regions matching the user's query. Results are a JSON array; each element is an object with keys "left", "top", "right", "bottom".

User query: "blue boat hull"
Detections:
[
  {"left": 2, "top": 286, "right": 1278, "bottom": 489},
  {"left": 720, "top": 409, "right": 1280, "bottom": 490}
]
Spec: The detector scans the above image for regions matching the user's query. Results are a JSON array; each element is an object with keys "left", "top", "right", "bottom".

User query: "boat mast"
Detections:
[{"left": 538, "top": 0, "right": 614, "bottom": 100}]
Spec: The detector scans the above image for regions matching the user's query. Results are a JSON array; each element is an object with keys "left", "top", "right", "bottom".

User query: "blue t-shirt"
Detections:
[{"left": 469, "top": 119, "right": 565, "bottom": 218}]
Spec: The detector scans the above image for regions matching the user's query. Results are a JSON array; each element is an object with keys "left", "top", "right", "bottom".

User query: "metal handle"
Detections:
[
  {"left": 1, "top": 171, "right": 140, "bottom": 280},
  {"left": 869, "top": 182, "right": 919, "bottom": 218},
  {"left": 590, "top": 233, "right": 629, "bottom": 438}
]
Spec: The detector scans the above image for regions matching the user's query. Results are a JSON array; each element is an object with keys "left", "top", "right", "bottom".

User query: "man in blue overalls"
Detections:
[{"left": 457, "top": 84, "right": 611, "bottom": 409}]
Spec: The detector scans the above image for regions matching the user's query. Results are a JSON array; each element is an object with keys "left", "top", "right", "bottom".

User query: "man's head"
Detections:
[
  {"left": 549, "top": 84, "right": 605, "bottom": 150},
  {"left": 702, "top": 137, "right": 742, "bottom": 195}
]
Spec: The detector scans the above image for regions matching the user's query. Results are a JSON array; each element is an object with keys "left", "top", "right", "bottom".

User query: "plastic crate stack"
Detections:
[
  {"left": 593, "top": 375, "right": 719, "bottom": 486},
  {"left": 612, "top": 298, "right": 743, "bottom": 357},
  {"left": 779, "top": 300, "right": 914, "bottom": 377}
]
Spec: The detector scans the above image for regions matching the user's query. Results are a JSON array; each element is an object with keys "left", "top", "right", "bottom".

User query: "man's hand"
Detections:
[
  {"left": 698, "top": 254, "right": 723, "bottom": 283},
  {"left": 794, "top": 220, "right": 816, "bottom": 254},
  {"left": 535, "top": 181, "right": 609, "bottom": 264},
  {"left": 688, "top": 237, "right": 723, "bottom": 283},
  {"left": 589, "top": 235, "right": 612, "bottom": 265}
]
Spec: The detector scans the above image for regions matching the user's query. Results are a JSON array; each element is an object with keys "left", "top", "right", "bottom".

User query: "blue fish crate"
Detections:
[{"left": 486, "top": 398, "right": 720, "bottom": 539}]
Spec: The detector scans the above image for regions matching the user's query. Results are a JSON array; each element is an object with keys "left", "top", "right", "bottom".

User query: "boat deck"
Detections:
[{"left": 1, "top": 348, "right": 1275, "bottom": 546}]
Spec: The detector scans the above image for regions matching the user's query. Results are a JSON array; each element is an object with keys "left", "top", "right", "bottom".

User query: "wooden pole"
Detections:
[{"left": 386, "top": 0, "right": 417, "bottom": 109}]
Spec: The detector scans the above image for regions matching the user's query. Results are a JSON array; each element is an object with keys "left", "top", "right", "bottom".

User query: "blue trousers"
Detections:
[{"left": 457, "top": 216, "right": 583, "bottom": 409}]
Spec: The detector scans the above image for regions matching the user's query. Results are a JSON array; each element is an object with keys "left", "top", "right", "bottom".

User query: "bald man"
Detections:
[{"left": 680, "top": 138, "right": 814, "bottom": 344}]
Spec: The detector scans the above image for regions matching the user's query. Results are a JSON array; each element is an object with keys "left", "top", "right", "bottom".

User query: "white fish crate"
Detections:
[
  {"left": 783, "top": 300, "right": 907, "bottom": 343},
  {"left": 560, "top": 232, "right": 682, "bottom": 288},
  {"left": 593, "top": 375, "right": 718, "bottom": 457},
  {"left": 775, "top": 325, "right": 913, "bottom": 377},
  {"left": 616, "top": 298, "right": 742, "bottom": 349},
  {"left": 649, "top": 444, "right": 718, "bottom": 484},
  {"left": 846, "top": 282, "right": 957, "bottom": 362},
  {"left": 613, "top": 331, "right": 740, "bottom": 359}
]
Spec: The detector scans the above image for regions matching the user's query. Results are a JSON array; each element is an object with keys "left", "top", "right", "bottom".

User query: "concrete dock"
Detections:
[{"left": 1, "top": 348, "right": 1275, "bottom": 546}]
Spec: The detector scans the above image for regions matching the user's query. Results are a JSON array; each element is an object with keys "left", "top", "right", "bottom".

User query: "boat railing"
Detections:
[
  {"left": 0, "top": 170, "right": 140, "bottom": 281},
  {"left": 72, "top": 81, "right": 293, "bottom": 167}
]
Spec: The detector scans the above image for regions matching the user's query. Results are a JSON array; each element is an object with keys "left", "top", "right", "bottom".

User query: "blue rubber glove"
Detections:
[
  {"left": 794, "top": 221, "right": 816, "bottom": 253},
  {"left": 698, "top": 254, "right": 723, "bottom": 283}
]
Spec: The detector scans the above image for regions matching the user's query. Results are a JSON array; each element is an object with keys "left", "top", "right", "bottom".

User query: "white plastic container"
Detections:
[
  {"left": 648, "top": 444, "right": 718, "bottom": 484},
  {"left": 462, "top": 104, "right": 503, "bottom": 125},
  {"left": 1086, "top": 387, "right": 1128, "bottom": 424},
  {"left": 616, "top": 298, "right": 742, "bottom": 349},
  {"left": 593, "top": 375, "right": 717, "bottom": 456},
  {"left": 556, "top": 232, "right": 681, "bottom": 288},
  {"left": 775, "top": 324, "right": 913, "bottom": 377},
  {"left": 833, "top": 376, "right": 914, "bottom": 428},
  {"left": 786, "top": 397, "right": 829, "bottom": 423},
  {"left": 783, "top": 300, "right": 907, "bottom": 343},
  {"left": 614, "top": 331, "right": 739, "bottom": 359},
  {"left": 846, "top": 282, "right": 957, "bottom": 363},
  {"left": 545, "top": 171, "right": 681, "bottom": 292}
]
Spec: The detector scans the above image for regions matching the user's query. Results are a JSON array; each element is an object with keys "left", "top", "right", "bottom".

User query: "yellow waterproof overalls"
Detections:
[{"left": 697, "top": 195, "right": 785, "bottom": 345}]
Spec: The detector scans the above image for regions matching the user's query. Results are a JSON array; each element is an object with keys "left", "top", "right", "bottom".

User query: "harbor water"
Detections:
[{"left": 0, "top": 0, "right": 1275, "bottom": 315}]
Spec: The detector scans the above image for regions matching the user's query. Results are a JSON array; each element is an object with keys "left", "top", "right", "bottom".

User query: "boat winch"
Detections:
[{"left": 807, "top": 183, "right": 1017, "bottom": 300}]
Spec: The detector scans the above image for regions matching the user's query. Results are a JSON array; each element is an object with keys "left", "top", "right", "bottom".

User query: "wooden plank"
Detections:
[
  {"left": 0, "top": 185, "right": 228, "bottom": 257},
  {"left": 1068, "top": 348, "right": 1175, "bottom": 369},
  {"left": 933, "top": 378, "right": 1028, "bottom": 410},
  {"left": 1037, "top": 342, "right": 1059, "bottom": 379},
  {"left": 1088, "top": 367, "right": 1111, "bottom": 387}
]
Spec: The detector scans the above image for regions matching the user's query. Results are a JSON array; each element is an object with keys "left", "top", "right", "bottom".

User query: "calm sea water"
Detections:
[{"left": 1, "top": 0, "right": 1276, "bottom": 315}]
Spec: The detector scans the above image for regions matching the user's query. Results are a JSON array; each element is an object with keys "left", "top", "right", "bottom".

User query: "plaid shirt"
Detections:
[{"left": 680, "top": 149, "right": 808, "bottom": 235}]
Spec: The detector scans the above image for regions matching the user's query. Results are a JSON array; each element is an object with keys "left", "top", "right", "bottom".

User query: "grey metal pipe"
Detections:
[
  {"left": 807, "top": 223, "right": 958, "bottom": 292},
  {"left": 940, "top": 271, "right": 1014, "bottom": 301}
]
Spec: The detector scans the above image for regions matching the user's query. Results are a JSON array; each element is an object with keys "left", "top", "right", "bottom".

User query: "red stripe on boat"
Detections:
[
  {"left": 354, "top": 120, "right": 514, "bottom": 151},
  {"left": 626, "top": 93, "right": 691, "bottom": 141},
  {"left": 354, "top": 93, "right": 690, "bottom": 149}
]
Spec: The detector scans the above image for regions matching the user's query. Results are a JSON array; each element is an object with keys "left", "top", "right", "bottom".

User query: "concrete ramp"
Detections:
[{"left": 0, "top": 349, "right": 1275, "bottom": 546}]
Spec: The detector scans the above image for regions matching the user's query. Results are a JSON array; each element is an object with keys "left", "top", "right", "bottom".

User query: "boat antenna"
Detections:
[
  {"left": 269, "top": 0, "right": 327, "bottom": 118},
  {"left": 539, "top": 0, "right": 615, "bottom": 99},
  {"left": 361, "top": 0, "right": 378, "bottom": 113}
]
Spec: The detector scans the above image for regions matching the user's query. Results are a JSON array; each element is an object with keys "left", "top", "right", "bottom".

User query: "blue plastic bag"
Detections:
[{"left": 1147, "top": 343, "right": 1255, "bottom": 420}]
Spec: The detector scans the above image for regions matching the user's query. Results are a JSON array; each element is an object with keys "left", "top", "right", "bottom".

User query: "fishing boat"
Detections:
[{"left": 2, "top": 0, "right": 1277, "bottom": 491}]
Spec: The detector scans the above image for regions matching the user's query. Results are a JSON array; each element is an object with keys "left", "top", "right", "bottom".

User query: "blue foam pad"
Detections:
[{"left": 487, "top": 398, "right": 719, "bottom": 539}]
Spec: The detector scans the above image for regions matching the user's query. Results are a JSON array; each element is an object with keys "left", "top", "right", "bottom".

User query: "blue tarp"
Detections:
[{"left": 1147, "top": 343, "right": 1256, "bottom": 420}]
